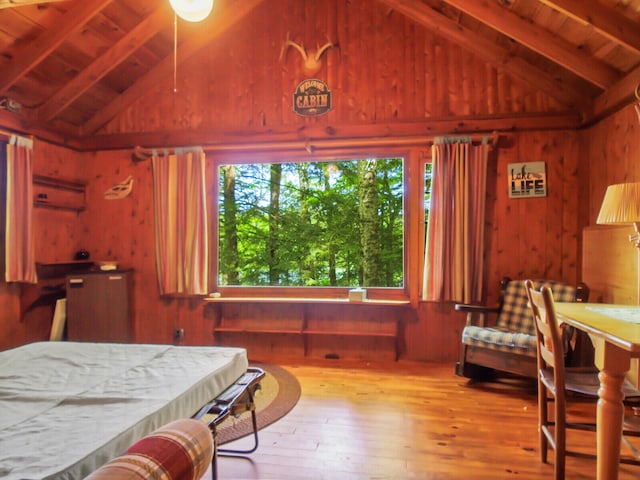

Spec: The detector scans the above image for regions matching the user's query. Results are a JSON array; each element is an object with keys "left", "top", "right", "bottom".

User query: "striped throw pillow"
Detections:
[{"left": 86, "top": 419, "right": 213, "bottom": 480}]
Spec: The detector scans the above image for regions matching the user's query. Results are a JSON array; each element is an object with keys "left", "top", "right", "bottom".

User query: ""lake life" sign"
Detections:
[{"left": 508, "top": 161, "right": 547, "bottom": 198}]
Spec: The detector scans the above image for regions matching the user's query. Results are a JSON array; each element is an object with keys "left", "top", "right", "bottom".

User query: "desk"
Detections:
[{"left": 555, "top": 302, "right": 640, "bottom": 480}]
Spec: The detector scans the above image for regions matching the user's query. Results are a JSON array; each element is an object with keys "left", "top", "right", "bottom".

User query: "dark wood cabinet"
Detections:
[{"left": 66, "top": 270, "right": 132, "bottom": 342}]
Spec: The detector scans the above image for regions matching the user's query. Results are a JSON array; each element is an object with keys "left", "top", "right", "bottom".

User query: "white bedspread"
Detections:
[{"left": 0, "top": 341, "right": 248, "bottom": 480}]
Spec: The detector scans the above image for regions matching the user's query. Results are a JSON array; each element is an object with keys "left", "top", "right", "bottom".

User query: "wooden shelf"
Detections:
[
  {"left": 304, "top": 329, "right": 396, "bottom": 338},
  {"left": 36, "top": 261, "right": 94, "bottom": 279},
  {"left": 207, "top": 297, "right": 407, "bottom": 359},
  {"left": 33, "top": 174, "right": 86, "bottom": 212},
  {"left": 214, "top": 326, "right": 303, "bottom": 335}
]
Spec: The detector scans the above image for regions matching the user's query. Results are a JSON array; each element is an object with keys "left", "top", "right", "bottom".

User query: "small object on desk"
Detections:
[
  {"left": 74, "top": 249, "right": 90, "bottom": 260},
  {"left": 97, "top": 261, "right": 118, "bottom": 271},
  {"left": 348, "top": 288, "right": 367, "bottom": 302},
  {"left": 50, "top": 298, "right": 67, "bottom": 341},
  {"left": 587, "top": 305, "right": 640, "bottom": 323}
]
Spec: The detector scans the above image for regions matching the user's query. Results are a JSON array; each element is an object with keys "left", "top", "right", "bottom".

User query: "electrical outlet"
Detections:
[{"left": 173, "top": 328, "right": 185, "bottom": 343}]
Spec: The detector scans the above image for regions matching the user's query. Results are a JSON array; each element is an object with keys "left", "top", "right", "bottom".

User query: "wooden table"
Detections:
[{"left": 555, "top": 302, "right": 640, "bottom": 480}]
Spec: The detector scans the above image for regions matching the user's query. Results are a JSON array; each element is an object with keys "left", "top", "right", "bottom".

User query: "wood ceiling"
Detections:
[{"left": 1, "top": 0, "right": 639, "bottom": 149}]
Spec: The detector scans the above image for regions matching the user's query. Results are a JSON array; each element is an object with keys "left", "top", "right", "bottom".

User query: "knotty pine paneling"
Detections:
[
  {"left": 0, "top": 282, "right": 22, "bottom": 351},
  {"left": 54, "top": 129, "right": 582, "bottom": 361},
  {"left": 0, "top": 130, "right": 589, "bottom": 358},
  {"left": 0, "top": 141, "right": 87, "bottom": 349},
  {"left": 487, "top": 131, "right": 581, "bottom": 290},
  {"left": 408, "top": 130, "right": 583, "bottom": 363},
  {"left": 3, "top": 134, "right": 587, "bottom": 360},
  {"left": 4, "top": 1, "right": 634, "bottom": 361},
  {"left": 583, "top": 225, "right": 638, "bottom": 305},
  {"left": 32, "top": 157, "right": 88, "bottom": 264},
  {"left": 101, "top": 0, "right": 565, "bottom": 135},
  {"left": 77, "top": 150, "right": 215, "bottom": 346},
  {"left": 575, "top": 102, "right": 640, "bottom": 313},
  {"left": 584, "top": 103, "right": 640, "bottom": 225}
]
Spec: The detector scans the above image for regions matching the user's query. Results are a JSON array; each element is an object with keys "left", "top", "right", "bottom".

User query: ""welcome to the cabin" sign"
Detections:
[{"left": 293, "top": 79, "right": 332, "bottom": 117}]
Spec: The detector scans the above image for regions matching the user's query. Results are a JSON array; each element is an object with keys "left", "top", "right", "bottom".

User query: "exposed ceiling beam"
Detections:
[
  {"left": 0, "top": 0, "right": 67, "bottom": 9},
  {"left": 376, "top": 0, "right": 587, "bottom": 108},
  {"left": 0, "top": 109, "right": 82, "bottom": 148},
  {"left": 442, "top": 0, "right": 620, "bottom": 89},
  {"left": 0, "top": 0, "right": 113, "bottom": 95},
  {"left": 80, "top": 113, "right": 583, "bottom": 151},
  {"left": 586, "top": 64, "right": 640, "bottom": 125},
  {"left": 37, "top": 4, "right": 169, "bottom": 122},
  {"left": 539, "top": 0, "right": 640, "bottom": 56},
  {"left": 82, "top": 0, "right": 266, "bottom": 136}
]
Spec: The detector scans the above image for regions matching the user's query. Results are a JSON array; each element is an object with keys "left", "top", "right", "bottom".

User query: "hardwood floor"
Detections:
[{"left": 217, "top": 357, "right": 640, "bottom": 479}]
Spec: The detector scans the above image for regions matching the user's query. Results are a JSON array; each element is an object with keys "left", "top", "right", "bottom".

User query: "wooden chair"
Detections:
[
  {"left": 455, "top": 278, "right": 589, "bottom": 379},
  {"left": 524, "top": 280, "right": 640, "bottom": 479}
]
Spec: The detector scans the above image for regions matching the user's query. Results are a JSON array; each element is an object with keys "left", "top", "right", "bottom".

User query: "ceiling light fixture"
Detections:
[
  {"left": 169, "top": 0, "right": 213, "bottom": 23},
  {"left": 169, "top": 0, "right": 213, "bottom": 93}
]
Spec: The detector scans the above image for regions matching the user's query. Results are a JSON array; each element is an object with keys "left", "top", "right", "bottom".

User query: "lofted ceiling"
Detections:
[{"left": 0, "top": 0, "right": 640, "bottom": 149}]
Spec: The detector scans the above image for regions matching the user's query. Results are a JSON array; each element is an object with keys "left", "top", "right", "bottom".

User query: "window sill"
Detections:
[{"left": 203, "top": 296, "right": 410, "bottom": 307}]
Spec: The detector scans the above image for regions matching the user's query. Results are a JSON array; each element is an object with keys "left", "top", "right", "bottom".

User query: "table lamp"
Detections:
[{"left": 597, "top": 182, "right": 640, "bottom": 304}]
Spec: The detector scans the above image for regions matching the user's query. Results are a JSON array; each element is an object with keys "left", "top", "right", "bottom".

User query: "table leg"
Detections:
[{"left": 594, "top": 341, "right": 631, "bottom": 480}]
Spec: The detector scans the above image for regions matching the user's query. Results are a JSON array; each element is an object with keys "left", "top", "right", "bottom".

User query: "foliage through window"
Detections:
[
  {"left": 424, "top": 162, "right": 432, "bottom": 227},
  {"left": 218, "top": 158, "right": 404, "bottom": 288}
]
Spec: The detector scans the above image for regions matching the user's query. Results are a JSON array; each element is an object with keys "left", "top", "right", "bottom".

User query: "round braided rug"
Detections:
[{"left": 216, "top": 363, "right": 301, "bottom": 445}]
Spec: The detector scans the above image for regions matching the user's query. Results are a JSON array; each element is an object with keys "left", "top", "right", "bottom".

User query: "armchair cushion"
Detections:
[
  {"left": 462, "top": 325, "right": 537, "bottom": 356},
  {"left": 461, "top": 279, "right": 584, "bottom": 358}
]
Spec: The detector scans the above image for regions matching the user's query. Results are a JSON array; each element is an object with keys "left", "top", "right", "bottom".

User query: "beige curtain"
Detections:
[
  {"left": 422, "top": 136, "right": 488, "bottom": 303},
  {"left": 152, "top": 148, "right": 209, "bottom": 295},
  {"left": 5, "top": 135, "right": 37, "bottom": 284}
]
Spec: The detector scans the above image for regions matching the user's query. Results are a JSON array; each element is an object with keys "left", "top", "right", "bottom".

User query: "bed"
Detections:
[{"left": 0, "top": 341, "right": 251, "bottom": 480}]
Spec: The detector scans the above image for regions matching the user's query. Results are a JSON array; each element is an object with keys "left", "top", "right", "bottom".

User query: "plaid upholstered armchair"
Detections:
[{"left": 454, "top": 278, "right": 590, "bottom": 379}]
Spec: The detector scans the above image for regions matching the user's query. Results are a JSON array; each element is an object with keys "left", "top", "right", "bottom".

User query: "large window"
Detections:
[{"left": 218, "top": 157, "right": 404, "bottom": 288}]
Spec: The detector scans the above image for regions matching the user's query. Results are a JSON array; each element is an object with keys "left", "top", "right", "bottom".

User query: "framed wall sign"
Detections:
[
  {"left": 508, "top": 161, "right": 547, "bottom": 198},
  {"left": 293, "top": 79, "right": 332, "bottom": 117}
]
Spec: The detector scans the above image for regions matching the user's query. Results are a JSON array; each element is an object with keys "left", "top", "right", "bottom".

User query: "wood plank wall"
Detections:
[
  {"left": 407, "top": 129, "right": 582, "bottom": 362},
  {"left": 0, "top": 131, "right": 585, "bottom": 360},
  {"left": 0, "top": 143, "right": 86, "bottom": 350},
  {"left": 580, "top": 102, "right": 640, "bottom": 305},
  {"left": 583, "top": 225, "right": 638, "bottom": 305},
  {"left": 584, "top": 103, "right": 640, "bottom": 225},
  {"left": 2, "top": 0, "right": 635, "bottom": 361},
  {"left": 101, "top": 0, "right": 564, "bottom": 135}
]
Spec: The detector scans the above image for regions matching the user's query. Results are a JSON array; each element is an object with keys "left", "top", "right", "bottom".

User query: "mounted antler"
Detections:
[{"left": 280, "top": 33, "right": 335, "bottom": 76}]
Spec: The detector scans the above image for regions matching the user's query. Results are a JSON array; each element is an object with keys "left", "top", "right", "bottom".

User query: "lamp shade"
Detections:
[
  {"left": 596, "top": 182, "right": 640, "bottom": 225},
  {"left": 169, "top": 0, "right": 213, "bottom": 22}
]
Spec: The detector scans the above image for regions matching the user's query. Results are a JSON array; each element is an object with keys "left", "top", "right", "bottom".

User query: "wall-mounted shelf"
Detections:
[
  {"left": 33, "top": 174, "right": 86, "bottom": 212},
  {"left": 36, "top": 261, "right": 94, "bottom": 279}
]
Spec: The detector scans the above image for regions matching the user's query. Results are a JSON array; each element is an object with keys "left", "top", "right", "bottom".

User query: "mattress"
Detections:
[{"left": 0, "top": 341, "right": 248, "bottom": 480}]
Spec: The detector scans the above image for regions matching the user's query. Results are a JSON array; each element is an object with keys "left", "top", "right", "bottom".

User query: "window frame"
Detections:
[{"left": 209, "top": 146, "right": 427, "bottom": 302}]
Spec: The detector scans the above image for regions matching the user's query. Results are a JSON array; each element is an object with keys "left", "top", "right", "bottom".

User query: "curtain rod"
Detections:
[
  {"left": 132, "top": 132, "right": 500, "bottom": 160},
  {"left": 0, "top": 127, "right": 33, "bottom": 140}
]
